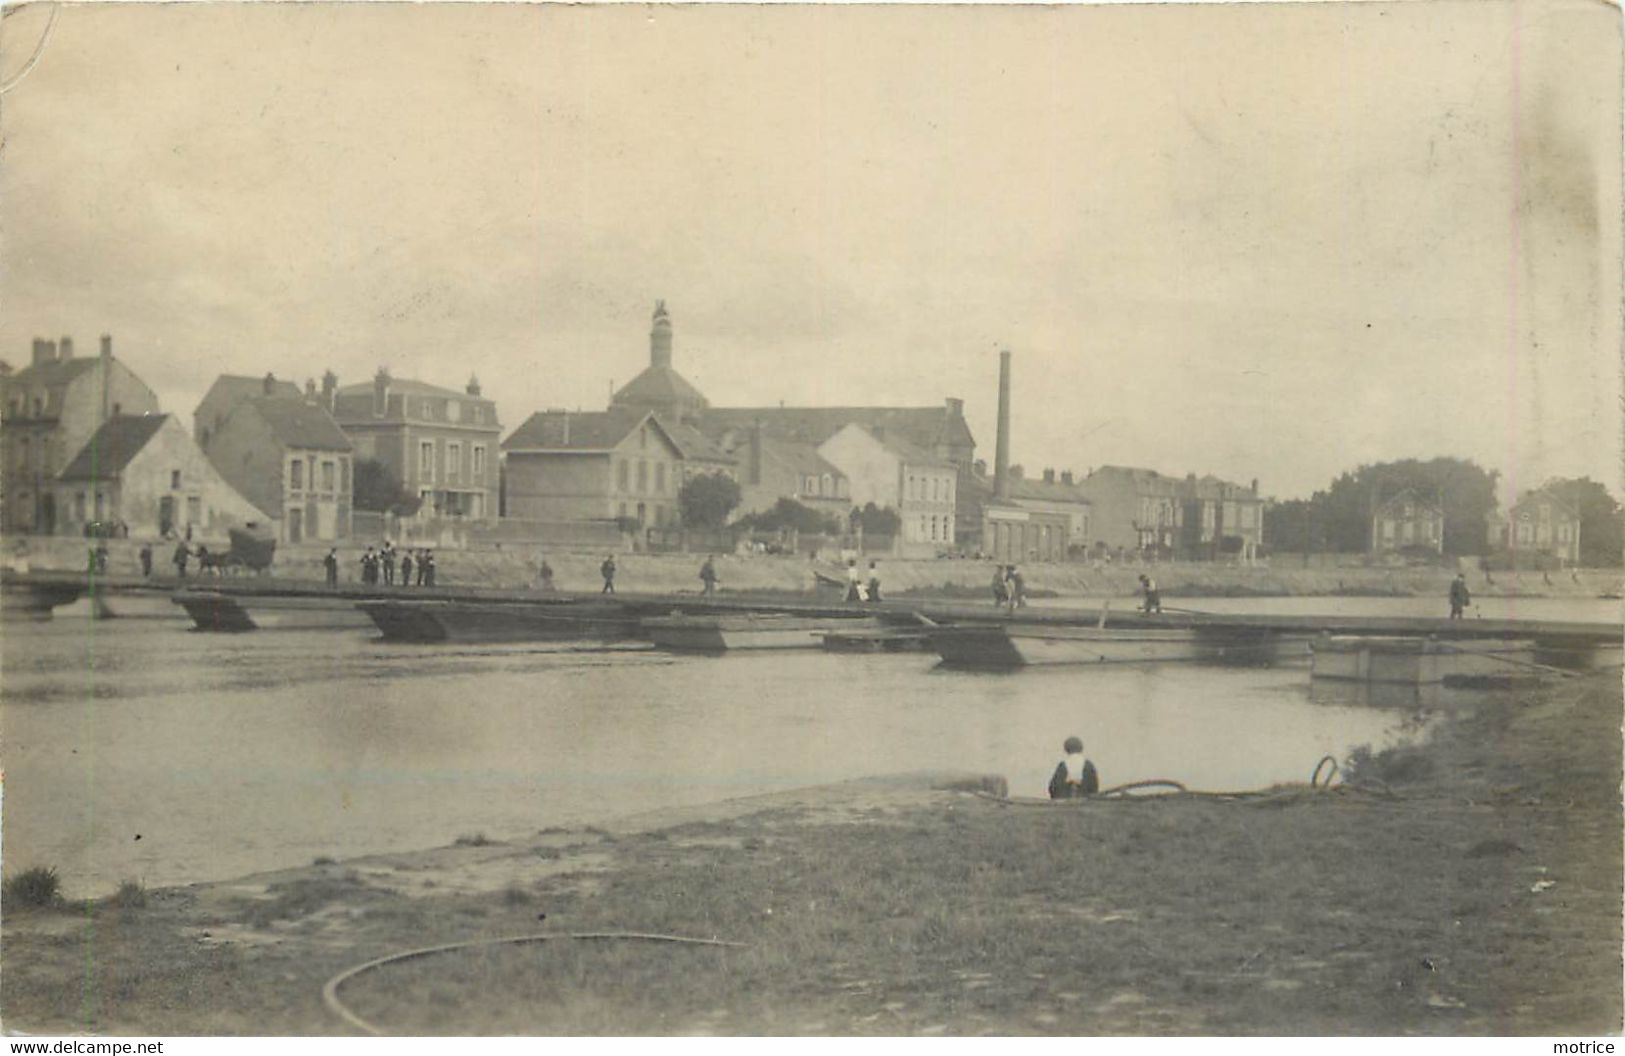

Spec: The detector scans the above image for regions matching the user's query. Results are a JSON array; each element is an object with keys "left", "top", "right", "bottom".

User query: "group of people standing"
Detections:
[
  {"left": 844, "top": 558, "right": 883, "bottom": 603},
  {"left": 991, "top": 564, "right": 1027, "bottom": 609},
  {"left": 328, "top": 542, "right": 435, "bottom": 588}
]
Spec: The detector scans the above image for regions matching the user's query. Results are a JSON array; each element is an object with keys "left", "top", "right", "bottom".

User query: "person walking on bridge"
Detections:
[
  {"left": 1448, "top": 573, "right": 1471, "bottom": 619},
  {"left": 1139, "top": 574, "right": 1162, "bottom": 614},
  {"left": 601, "top": 555, "right": 617, "bottom": 594},
  {"left": 324, "top": 548, "right": 339, "bottom": 588},
  {"left": 1007, "top": 565, "right": 1027, "bottom": 611},
  {"left": 699, "top": 555, "right": 718, "bottom": 596},
  {"left": 173, "top": 541, "right": 190, "bottom": 579}
]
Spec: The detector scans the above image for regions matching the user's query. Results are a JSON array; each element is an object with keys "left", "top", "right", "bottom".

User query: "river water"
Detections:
[{"left": 3, "top": 594, "right": 1616, "bottom": 898}]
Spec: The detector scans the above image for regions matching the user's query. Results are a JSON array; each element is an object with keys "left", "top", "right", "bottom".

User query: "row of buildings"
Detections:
[
  {"left": 1, "top": 335, "right": 501, "bottom": 546},
  {"left": 1370, "top": 488, "right": 1583, "bottom": 566},
  {"left": 0, "top": 307, "right": 1583, "bottom": 566}
]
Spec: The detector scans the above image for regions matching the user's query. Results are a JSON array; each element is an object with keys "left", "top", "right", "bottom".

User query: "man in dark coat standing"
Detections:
[
  {"left": 1448, "top": 573, "right": 1471, "bottom": 619},
  {"left": 324, "top": 548, "right": 339, "bottom": 588},
  {"left": 601, "top": 555, "right": 617, "bottom": 594}
]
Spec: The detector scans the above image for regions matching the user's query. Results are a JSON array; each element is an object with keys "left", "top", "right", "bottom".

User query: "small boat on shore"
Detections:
[
  {"left": 642, "top": 613, "right": 883, "bottom": 652},
  {"left": 357, "top": 599, "right": 637, "bottom": 643}
]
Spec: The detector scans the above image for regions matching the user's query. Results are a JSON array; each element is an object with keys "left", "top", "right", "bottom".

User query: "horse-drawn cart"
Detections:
[{"left": 220, "top": 523, "right": 276, "bottom": 574}]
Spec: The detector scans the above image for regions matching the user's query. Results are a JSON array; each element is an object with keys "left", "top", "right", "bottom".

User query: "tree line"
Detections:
[{"left": 1261, "top": 457, "right": 1621, "bottom": 567}]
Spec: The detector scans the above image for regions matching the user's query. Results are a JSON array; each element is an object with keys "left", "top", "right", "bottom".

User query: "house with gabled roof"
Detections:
[
  {"left": 202, "top": 397, "right": 354, "bottom": 543},
  {"left": 330, "top": 369, "right": 502, "bottom": 522},
  {"left": 194, "top": 373, "right": 301, "bottom": 449},
  {"left": 51, "top": 414, "right": 267, "bottom": 539},
  {"left": 501, "top": 408, "right": 687, "bottom": 527},
  {"left": 818, "top": 423, "right": 957, "bottom": 553},
  {"left": 1, "top": 335, "right": 159, "bottom": 534},
  {"left": 600, "top": 302, "right": 977, "bottom": 532},
  {"left": 1370, "top": 488, "right": 1444, "bottom": 555},
  {"left": 1500, "top": 487, "right": 1581, "bottom": 566}
]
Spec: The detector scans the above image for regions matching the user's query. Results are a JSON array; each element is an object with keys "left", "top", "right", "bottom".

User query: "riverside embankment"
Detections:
[
  {"left": 3, "top": 670, "right": 1618, "bottom": 1035},
  {"left": 11, "top": 534, "right": 1621, "bottom": 600}
]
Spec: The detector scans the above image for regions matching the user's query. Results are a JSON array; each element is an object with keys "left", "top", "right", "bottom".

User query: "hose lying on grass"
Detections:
[
  {"left": 970, "top": 754, "right": 1391, "bottom": 809},
  {"left": 322, "top": 931, "right": 747, "bottom": 1035}
]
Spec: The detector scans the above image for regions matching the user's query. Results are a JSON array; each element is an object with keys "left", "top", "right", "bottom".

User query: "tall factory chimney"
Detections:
[{"left": 993, "top": 348, "right": 1012, "bottom": 500}]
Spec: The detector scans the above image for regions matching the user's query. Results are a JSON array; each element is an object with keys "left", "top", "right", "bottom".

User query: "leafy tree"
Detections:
[
  {"left": 1307, "top": 458, "right": 1500, "bottom": 555},
  {"left": 851, "top": 502, "right": 901, "bottom": 536},
  {"left": 735, "top": 498, "right": 840, "bottom": 535},
  {"left": 678, "top": 472, "right": 742, "bottom": 530},
  {"left": 1262, "top": 498, "right": 1319, "bottom": 553},
  {"left": 353, "top": 458, "right": 422, "bottom": 516},
  {"left": 1539, "top": 477, "right": 1623, "bottom": 568}
]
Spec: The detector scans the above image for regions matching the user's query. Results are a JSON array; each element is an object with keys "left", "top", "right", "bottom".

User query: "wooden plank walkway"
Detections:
[{"left": 5, "top": 570, "right": 1620, "bottom": 642}]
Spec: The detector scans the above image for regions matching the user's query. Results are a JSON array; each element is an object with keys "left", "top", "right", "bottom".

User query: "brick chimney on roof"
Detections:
[
  {"left": 373, "top": 367, "right": 391, "bottom": 417},
  {"left": 466, "top": 374, "right": 482, "bottom": 397},
  {"left": 1061, "top": 470, "right": 1074, "bottom": 486},
  {"left": 1043, "top": 468, "right": 1055, "bottom": 483},
  {"left": 263, "top": 372, "right": 277, "bottom": 396},
  {"left": 31, "top": 338, "right": 53, "bottom": 365},
  {"left": 100, "top": 334, "right": 112, "bottom": 359},
  {"left": 59, "top": 336, "right": 74, "bottom": 361},
  {"left": 994, "top": 349, "right": 1012, "bottom": 500},
  {"left": 321, "top": 370, "right": 338, "bottom": 412}
]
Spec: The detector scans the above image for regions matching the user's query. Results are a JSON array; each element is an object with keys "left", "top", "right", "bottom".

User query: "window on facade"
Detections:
[
  {"left": 321, "top": 461, "right": 336, "bottom": 491},
  {"left": 639, "top": 428, "right": 648, "bottom": 450},
  {"left": 472, "top": 446, "right": 485, "bottom": 481},
  {"left": 420, "top": 441, "right": 435, "bottom": 482},
  {"left": 805, "top": 475, "right": 816, "bottom": 494},
  {"left": 617, "top": 460, "right": 629, "bottom": 492},
  {"left": 290, "top": 459, "right": 304, "bottom": 490},
  {"left": 171, "top": 470, "right": 181, "bottom": 490},
  {"left": 75, "top": 493, "right": 86, "bottom": 520},
  {"left": 637, "top": 461, "right": 648, "bottom": 492},
  {"left": 655, "top": 463, "right": 666, "bottom": 494},
  {"left": 340, "top": 458, "right": 350, "bottom": 491},
  {"left": 18, "top": 437, "right": 30, "bottom": 472},
  {"left": 187, "top": 496, "right": 201, "bottom": 525},
  {"left": 821, "top": 473, "right": 832, "bottom": 496},
  {"left": 447, "top": 443, "right": 461, "bottom": 484}
]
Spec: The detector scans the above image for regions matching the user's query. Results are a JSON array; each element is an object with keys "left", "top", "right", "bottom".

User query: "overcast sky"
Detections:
[{"left": 2, "top": 1, "right": 1618, "bottom": 502}]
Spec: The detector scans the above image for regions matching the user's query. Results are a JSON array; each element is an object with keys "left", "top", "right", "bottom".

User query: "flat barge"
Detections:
[{"left": 642, "top": 613, "right": 883, "bottom": 652}]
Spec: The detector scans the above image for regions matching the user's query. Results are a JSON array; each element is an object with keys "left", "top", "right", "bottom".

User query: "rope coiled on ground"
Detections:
[{"left": 321, "top": 930, "right": 747, "bottom": 1035}]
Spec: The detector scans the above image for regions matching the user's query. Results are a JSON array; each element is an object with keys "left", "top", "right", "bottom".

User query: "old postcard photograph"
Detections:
[{"left": 0, "top": 0, "right": 1620, "bottom": 1038}]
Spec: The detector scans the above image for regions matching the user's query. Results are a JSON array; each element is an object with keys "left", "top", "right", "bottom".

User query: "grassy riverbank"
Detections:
[{"left": 3, "top": 672, "right": 1620, "bottom": 1035}]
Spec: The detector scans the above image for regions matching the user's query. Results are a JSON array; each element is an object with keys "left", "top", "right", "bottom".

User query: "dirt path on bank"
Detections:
[{"left": 3, "top": 673, "right": 1620, "bottom": 1036}]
